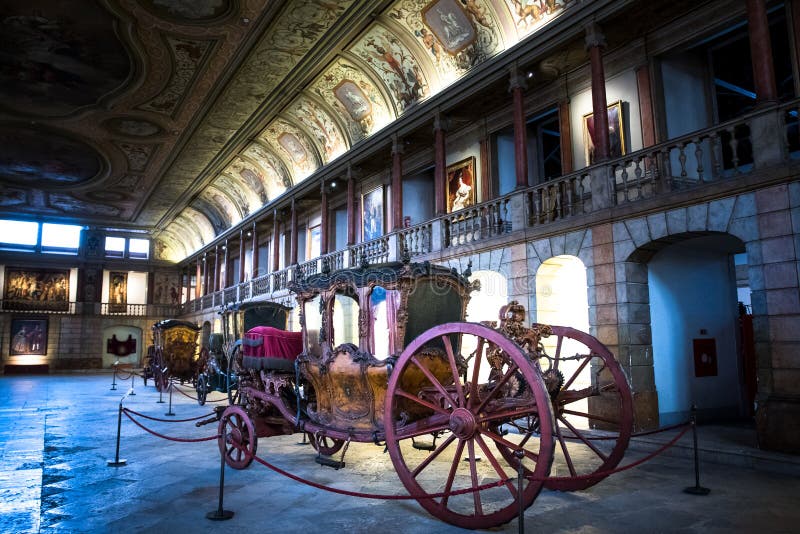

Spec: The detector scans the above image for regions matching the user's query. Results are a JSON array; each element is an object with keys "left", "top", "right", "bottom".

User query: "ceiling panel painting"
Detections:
[
  {"left": 501, "top": 0, "right": 572, "bottom": 38},
  {"left": 311, "top": 59, "right": 394, "bottom": 142},
  {"left": 212, "top": 174, "right": 256, "bottom": 218},
  {"left": 202, "top": 185, "right": 242, "bottom": 226},
  {"left": 350, "top": 24, "right": 430, "bottom": 114},
  {"left": 239, "top": 145, "right": 291, "bottom": 199},
  {"left": 286, "top": 96, "right": 348, "bottom": 163},
  {"left": 176, "top": 211, "right": 211, "bottom": 249},
  {"left": 228, "top": 154, "right": 285, "bottom": 204},
  {"left": 139, "top": 0, "right": 235, "bottom": 24},
  {"left": 0, "top": 1, "right": 132, "bottom": 117},
  {"left": 191, "top": 196, "right": 229, "bottom": 235},
  {"left": 162, "top": 222, "right": 199, "bottom": 257},
  {"left": 257, "top": 121, "right": 319, "bottom": 183},
  {"left": 0, "top": 125, "right": 105, "bottom": 186},
  {"left": 222, "top": 160, "right": 267, "bottom": 206},
  {"left": 389, "top": 0, "right": 503, "bottom": 83}
]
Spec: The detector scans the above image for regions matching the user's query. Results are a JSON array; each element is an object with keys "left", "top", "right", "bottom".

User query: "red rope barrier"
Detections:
[
  {"left": 171, "top": 383, "right": 229, "bottom": 403},
  {"left": 124, "top": 407, "right": 215, "bottom": 423},
  {"left": 230, "top": 422, "right": 692, "bottom": 501},
  {"left": 122, "top": 409, "right": 219, "bottom": 443}
]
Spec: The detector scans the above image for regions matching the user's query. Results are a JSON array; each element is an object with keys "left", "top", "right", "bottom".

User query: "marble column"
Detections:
[
  {"left": 746, "top": 0, "right": 778, "bottom": 104},
  {"left": 434, "top": 113, "right": 448, "bottom": 214},
  {"left": 391, "top": 135, "right": 404, "bottom": 230},
  {"left": 290, "top": 199, "right": 298, "bottom": 265},
  {"left": 251, "top": 222, "right": 259, "bottom": 279},
  {"left": 272, "top": 209, "right": 281, "bottom": 272},
  {"left": 510, "top": 68, "right": 529, "bottom": 188},
  {"left": 586, "top": 23, "right": 610, "bottom": 162}
]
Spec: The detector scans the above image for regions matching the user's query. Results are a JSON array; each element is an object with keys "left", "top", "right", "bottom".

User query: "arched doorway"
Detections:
[
  {"left": 648, "top": 234, "right": 748, "bottom": 424},
  {"left": 466, "top": 270, "right": 508, "bottom": 324}
]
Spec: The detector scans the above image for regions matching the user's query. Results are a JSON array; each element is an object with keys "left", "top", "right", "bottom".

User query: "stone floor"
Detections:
[{"left": 1, "top": 373, "right": 798, "bottom": 533}]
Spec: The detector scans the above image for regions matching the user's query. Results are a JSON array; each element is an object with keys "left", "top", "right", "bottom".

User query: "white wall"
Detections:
[
  {"left": 649, "top": 236, "right": 743, "bottom": 424},
  {"left": 402, "top": 171, "right": 434, "bottom": 226},
  {"left": 570, "top": 69, "right": 643, "bottom": 170}
]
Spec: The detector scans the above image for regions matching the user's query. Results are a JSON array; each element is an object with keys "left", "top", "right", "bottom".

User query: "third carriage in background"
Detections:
[
  {"left": 145, "top": 319, "right": 201, "bottom": 392},
  {"left": 213, "top": 260, "right": 633, "bottom": 529}
]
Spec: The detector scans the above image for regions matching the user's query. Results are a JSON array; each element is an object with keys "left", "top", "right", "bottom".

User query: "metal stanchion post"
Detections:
[
  {"left": 129, "top": 367, "right": 136, "bottom": 396},
  {"left": 165, "top": 379, "right": 176, "bottom": 416},
  {"left": 110, "top": 361, "right": 118, "bottom": 391},
  {"left": 206, "top": 448, "right": 234, "bottom": 520},
  {"left": 683, "top": 404, "right": 710, "bottom": 495},
  {"left": 515, "top": 449, "right": 524, "bottom": 533},
  {"left": 107, "top": 390, "right": 131, "bottom": 467},
  {"left": 157, "top": 383, "right": 165, "bottom": 404}
]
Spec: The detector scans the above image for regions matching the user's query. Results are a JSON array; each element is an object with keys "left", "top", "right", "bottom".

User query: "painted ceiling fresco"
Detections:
[{"left": 0, "top": 0, "right": 578, "bottom": 262}]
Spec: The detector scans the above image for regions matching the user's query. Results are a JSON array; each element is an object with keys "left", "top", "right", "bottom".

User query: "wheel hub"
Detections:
[
  {"left": 227, "top": 426, "right": 243, "bottom": 446},
  {"left": 449, "top": 407, "right": 477, "bottom": 439}
]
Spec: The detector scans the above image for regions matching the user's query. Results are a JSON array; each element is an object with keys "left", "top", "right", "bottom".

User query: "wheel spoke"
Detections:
[
  {"left": 553, "top": 334, "right": 564, "bottom": 367},
  {"left": 468, "top": 337, "right": 485, "bottom": 410},
  {"left": 478, "top": 404, "right": 540, "bottom": 425},
  {"left": 558, "top": 414, "right": 608, "bottom": 461},
  {"left": 394, "top": 387, "right": 451, "bottom": 415},
  {"left": 475, "top": 363, "right": 521, "bottom": 414},
  {"left": 441, "top": 335, "right": 465, "bottom": 408},
  {"left": 482, "top": 427, "right": 540, "bottom": 463},
  {"left": 410, "top": 434, "right": 457, "bottom": 478},
  {"left": 555, "top": 422, "right": 578, "bottom": 477},
  {"left": 561, "top": 408, "right": 620, "bottom": 426},
  {"left": 410, "top": 355, "right": 458, "bottom": 408},
  {"left": 561, "top": 353, "right": 592, "bottom": 391},
  {"left": 474, "top": 433, "right": 516, "bottom": 498},
  {"left": 466, "top": 439, "right": 482, "bottom": 516},
  {"left": 440, "top": 439, "right": 466, "bottom": 507},
  {"left": 392, "top": 416, "right": 451, "bottom": 440}
]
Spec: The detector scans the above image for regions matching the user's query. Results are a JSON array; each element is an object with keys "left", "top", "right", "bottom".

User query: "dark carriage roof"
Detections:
[
  {"left": 152, "top": 319, "right": 201, "bottom": 331},
  {"left": 290, "top": 261, "right": 473, "bottom": 294}
]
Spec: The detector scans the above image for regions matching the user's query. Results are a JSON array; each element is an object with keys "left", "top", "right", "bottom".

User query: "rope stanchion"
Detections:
[
  {"left": 206, "top": 447, "right": 234, "bottom": 521},
  {"left": 165, "top": 379, "right": 176, "bottom": 417},
  {"left": 683, "top": 404, "right": 710, "bottom": 495},
  {"left": 122, "top": 409, "right": 219, "bottom": 443},
  {"left": 110, "top": 361, "right": 118, "bottom": 391},
  {"left": 172, "top": 382, "right": 229, "bottom": 403},
  {"left": 129, "top": 368, "right": 136, "bottom": 396},
  {"left": 107, "top": 388, "right": 134, "bottom": 467}
]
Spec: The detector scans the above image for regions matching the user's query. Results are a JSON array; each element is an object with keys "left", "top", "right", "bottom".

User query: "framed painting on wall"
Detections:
[
  {"left": 10, "top": 317, "right": 47, "bottom": 356},
  {"left": 3, "top": 268, "right": 69, "bottom": 311},
  {"left": 583, "top": 100, "right": 625, "bottom": 165},
  {"left": 361, "top": 186, "right": 384, "bottom": 241},
  {"left": 108, "top": 271, "right": 128, "bottom": 313},
  {"left": 446, "top": 157, "right": 476, "bottom": 213}
]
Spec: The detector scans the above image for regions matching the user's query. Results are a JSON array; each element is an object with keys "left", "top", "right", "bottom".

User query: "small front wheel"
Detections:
[
  {"left": 218, "top": 406, "right": 257, "bottom": 469},
  {"left": 196, "top": 373, "right": 208, "bottom": 406}
]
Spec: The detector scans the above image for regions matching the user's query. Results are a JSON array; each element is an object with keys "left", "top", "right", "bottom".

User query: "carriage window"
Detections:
[
  {"left": 332, "top": 292, "right": 359, "bottom": 347},
  {"left": 304, "top": 295, "right": 323, "bottom": 356},
  {"left": 370, "top": 286, "right": 398, "bottom": 359}
]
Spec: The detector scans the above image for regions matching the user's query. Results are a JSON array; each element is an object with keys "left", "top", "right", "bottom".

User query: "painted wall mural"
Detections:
[
  {"left": 352, "top": 25, "right": 429, "bottom": 114},
  {"left": 311, "top": 59, "right": 394, "bottom": 142},
  {"left": 258, "top": 120, "right": 320, "bottom": 182},
  {"left": 287, "top": 96, "right": 347, "bottom": 163},
  {"left": 502, "top": 0, "right": 571, "bottom": 37},
  {"left": 4, "top": 268, "right": 69, "bottom": 311},
  {"left": 390, "top": 0, "right": 502, "bottom": 80},
  {"left": 152, "top": 271, "right": 181, "bottom": 305}
]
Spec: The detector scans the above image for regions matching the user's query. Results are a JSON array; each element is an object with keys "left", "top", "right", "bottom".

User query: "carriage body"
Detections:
[
  {"left": 219, "top": 261, "right": 633, "bottom": 529},
  {"left": 147, "top": 319, "right": 201, "bottom": 390}
]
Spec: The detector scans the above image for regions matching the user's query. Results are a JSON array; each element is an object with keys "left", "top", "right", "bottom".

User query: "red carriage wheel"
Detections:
[
  {"left": 226, "top": 344, "right": 241, "bottom": 405},
  {"left": 152, "top": 348, "right": 166, "bottom": 392},
  {"left": 384, "top": 322, "right": 555, "bottom": 530},
  {"left": 218, "top": 406, "right": 257, "bottom": 469},
  {"left": 536, "top": 325, "right": 633, "bottom": 491},
  {"left": 306, "top": 432, "right": 345, "bottom": 456}
]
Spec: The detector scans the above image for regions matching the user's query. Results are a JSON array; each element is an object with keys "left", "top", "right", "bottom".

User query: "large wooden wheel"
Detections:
[
  {"left": 384, "top": 322, "right": 555, "bottom": 530},
  {"left": 306, "top": 432, "right": 345, "bottom": 456},
  {"left": 534, "top": 325, "right": 633, "bottom": 491},
  {"left": 196, "top": 372, "right": 208, "bottom": 406},
  {"left": 151, "top": 347, "right": 167, "bottom": 393},
  {"left": 218, "top": 405, "right": 257, "bottom": 469},
  {"left": 226, "top": 344, "right": 241, "bottom": 405}
]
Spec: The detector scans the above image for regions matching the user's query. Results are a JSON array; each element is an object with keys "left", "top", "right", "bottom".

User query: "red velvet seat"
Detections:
[{"left": 242, "top": 326, "right": 303, "bottom": 372}]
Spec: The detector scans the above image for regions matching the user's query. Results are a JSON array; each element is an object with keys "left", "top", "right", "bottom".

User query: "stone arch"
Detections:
[{"left": 466, "top": 269, "right": 508, "bottom": 324}]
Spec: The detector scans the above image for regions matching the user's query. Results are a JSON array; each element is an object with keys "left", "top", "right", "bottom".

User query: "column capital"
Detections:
[
  {"left": 508, "top": 65, "right": 528, "bottom": 92},
  {"left": 433, "top": 112, "right": 450, "bottom": 132},
  {"left": 585, "top": 22, "right": 606, "bottom": 50}
]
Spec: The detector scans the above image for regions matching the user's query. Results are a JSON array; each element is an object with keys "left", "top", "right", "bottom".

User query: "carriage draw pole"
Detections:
[
  {"left": 206, "top": 447, "right": 234, "bottom": 520},
  {"left": 107, "top": 389, "right": 132, "bottom": 467}
]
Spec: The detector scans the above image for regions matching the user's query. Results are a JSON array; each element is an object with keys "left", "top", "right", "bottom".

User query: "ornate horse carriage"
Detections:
[
  {"left": 195, "top": 301, "right": 294, "bottom": 405},
  {"left": 145, "top": 319, "right": 202, "bottom": 392},
  {"left": 217, "top": 261, "right": 632, "bottom": 528}
]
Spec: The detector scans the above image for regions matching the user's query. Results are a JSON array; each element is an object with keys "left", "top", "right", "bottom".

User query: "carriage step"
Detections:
[
  {"left": 315, "top": 456, "right": 345, "bottom": 470},
  {"left": 412, "top": 442, "right": 436, "bottom": 451}
]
